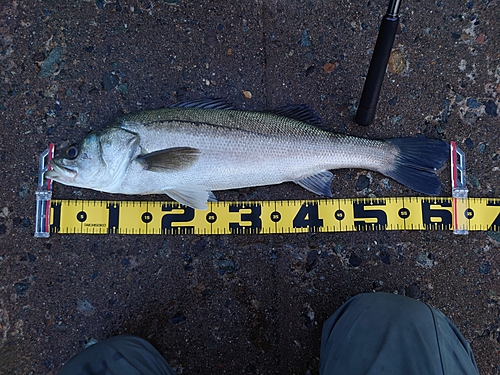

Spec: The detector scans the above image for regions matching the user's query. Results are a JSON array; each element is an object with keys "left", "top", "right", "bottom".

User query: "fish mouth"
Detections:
[{"left": 46, "top": 160, "right": 78, "bottom": 182}]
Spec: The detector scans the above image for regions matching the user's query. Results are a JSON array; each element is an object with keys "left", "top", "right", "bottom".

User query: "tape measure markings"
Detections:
[{"left": 48, "top": 197, "right": 500, "bottom": 234}]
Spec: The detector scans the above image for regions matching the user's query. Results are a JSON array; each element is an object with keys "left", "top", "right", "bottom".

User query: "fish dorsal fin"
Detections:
[
  {"left": 164, "top": 186, "right": 216, "bottom": 210},
  {"left": 168, "top": 99, "right": 323, "bottom": 126},
  {"left": 294, "top": 170, "right": 334, "bottom": 197},
  {"left": 168, "top": 98, "right": 235, "bottom": 110},
  {"left": 266, "top": 105, "right": 324, "bottom": 127},
  {"left": 136, "top": 147, "right": 200, "bottom": 172}
]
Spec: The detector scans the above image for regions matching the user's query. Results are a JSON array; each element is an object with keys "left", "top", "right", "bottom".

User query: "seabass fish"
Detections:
[{"left": 47, "top": 100, "right": 449, "bottom": 209}]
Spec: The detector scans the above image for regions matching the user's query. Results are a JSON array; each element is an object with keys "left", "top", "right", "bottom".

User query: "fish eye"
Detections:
[{"left": 66, "top": 144, "right": 79, "bottom": 159}]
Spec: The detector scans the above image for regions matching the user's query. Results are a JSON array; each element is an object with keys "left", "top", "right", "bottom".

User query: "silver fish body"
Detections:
[{"left": 47, "top": 101, "right": 449, "bottom": 209}]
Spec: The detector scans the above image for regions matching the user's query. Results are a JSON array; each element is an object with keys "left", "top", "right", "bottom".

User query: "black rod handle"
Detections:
[{"left": 355, "top": 2, "right": 401, "bottom": 126}]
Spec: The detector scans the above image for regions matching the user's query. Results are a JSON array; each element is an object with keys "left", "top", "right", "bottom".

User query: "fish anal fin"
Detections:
[
  {"left": 164, "top": 187, "right": 216, "bottom": 210},
  {"left": 294, "top": 171, "right": 334, "bottom": 197},
  {"left": 137, "top": 147, "right": 200, "bottom": 172}
]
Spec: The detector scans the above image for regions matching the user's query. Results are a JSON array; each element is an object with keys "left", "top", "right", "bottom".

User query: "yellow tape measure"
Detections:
[{"left": 48, "top": 197, "right": 500, "bottom": 235}]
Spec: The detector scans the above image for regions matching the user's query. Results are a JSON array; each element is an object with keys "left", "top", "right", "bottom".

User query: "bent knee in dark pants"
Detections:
[
  {"left": 57, "top": 335, "right": 175, "bottom": 375},
  {"left": 320, "top": 293, "right": 479, "bottom": 375}
]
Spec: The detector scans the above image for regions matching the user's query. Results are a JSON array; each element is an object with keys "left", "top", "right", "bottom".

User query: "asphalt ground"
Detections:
[{"left": 0, "top": 1, "right": 499, "bottom": 374}]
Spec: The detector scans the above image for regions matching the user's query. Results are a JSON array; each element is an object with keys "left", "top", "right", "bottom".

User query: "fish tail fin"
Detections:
[{"left": 382, "top": 138, "right": 449, "bottom": 195}]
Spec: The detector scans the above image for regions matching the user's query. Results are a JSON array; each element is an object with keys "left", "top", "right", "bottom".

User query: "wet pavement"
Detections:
[{"left": 1, "top": 0, "right": 499, "bottom": 373}]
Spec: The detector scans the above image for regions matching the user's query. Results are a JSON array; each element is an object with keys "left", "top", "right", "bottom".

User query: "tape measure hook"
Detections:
[
  {"left": 34, "top": 144, "right": 55, "bottom": 238},
  {"left": 450, "top": 142, "right": 469, "bottom": 235},
  {"left": 453, "top": 146, "right": 466, "bottom": 189}
]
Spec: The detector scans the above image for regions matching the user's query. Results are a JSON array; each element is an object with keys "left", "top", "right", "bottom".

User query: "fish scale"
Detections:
[{"left": 120, "top": 116, "right": 386, "bottom": 188}]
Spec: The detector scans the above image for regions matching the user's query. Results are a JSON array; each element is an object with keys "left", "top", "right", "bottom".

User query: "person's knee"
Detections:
[
  {"left": 100, "top": 334, "right": 152, "bottom": 349},
  {"left": 58, "top": 334, "right": 175, "bottom": 375},
  {"left": 321, "top": 292, "right": 435, "bottom": 340},
  {"left": 345, "top": 292, "right": 432, "bottom": 321}
]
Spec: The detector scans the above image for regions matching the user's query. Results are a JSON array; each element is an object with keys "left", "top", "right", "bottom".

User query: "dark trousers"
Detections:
[
  {"left": 58, "top": 293, "right": 479, "bottom": 375},
  {"left": 320, "top": 293, "right": 479, "bottom": 375}
]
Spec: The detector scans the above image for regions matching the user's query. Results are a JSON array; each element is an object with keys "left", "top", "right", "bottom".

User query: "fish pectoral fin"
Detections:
[
  {"left": 164, "top": 187, "right": 216, "bottom": 210},
  {"left": 294, "top": 171, "right": 334, "bottom": 197},
  {"left": 137, "top": 147, "right": 200, "bottom": 172}
]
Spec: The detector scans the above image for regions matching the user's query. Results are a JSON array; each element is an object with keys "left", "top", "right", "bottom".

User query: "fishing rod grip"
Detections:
[{"left": 355, "top": 14, "right": 399, "bottom": 126}]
